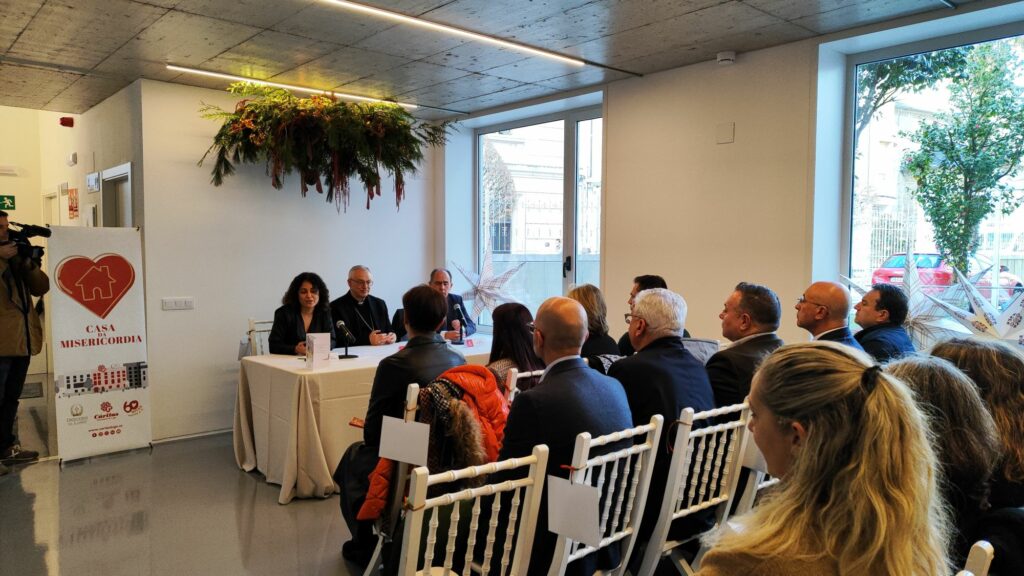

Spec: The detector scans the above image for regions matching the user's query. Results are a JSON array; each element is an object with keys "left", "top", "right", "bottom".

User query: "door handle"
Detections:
[{"left": 562, "top": 255, "right": 572, "bottom": 279}]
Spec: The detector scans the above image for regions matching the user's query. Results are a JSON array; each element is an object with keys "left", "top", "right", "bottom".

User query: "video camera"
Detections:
[{"left": 5, "top": 221, "right": 51, "bottom": 265}]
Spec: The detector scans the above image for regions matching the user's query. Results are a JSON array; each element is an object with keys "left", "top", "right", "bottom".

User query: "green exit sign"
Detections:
[{"left": 0, "top": 195, "right": 14, "bottom": 210}]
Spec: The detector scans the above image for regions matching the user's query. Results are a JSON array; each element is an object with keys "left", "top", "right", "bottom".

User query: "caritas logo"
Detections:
[
  {"left": 94, "top": 401, "right": 120, "bottom": 420},
  {"left": 123, "top": 400, "right": 143, "bottom": 416}
]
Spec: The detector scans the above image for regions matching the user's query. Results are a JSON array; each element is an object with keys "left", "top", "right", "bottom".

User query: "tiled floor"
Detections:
[{"left": 0, "top": 433, "right": 356, "bottom": 576}]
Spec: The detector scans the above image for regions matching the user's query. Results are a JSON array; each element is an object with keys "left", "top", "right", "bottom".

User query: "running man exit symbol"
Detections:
[{"left": 0, "top": 196, "right": 14, "bottom": 209}]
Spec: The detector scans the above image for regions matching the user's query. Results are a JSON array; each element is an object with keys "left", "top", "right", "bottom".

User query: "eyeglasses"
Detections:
[
  {"left": 796, "top": 295, "right": 828, "bottom": 308},
  {"left": 349, "top": 279, "right": 373, "bottom": 287},
  {"left": 526, "top": 322, "right": 536, "bottom": 333},
  {"left": 624, "top": 313, "right": 644, "bottom": 324}
]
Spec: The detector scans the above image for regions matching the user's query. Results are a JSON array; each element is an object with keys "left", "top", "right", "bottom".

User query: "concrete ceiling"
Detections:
[{"left": 0, "top": 0, "right": 977, "bottom": 119}]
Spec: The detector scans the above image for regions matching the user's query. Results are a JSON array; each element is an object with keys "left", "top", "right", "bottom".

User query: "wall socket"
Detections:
[{"left": 161, "top": 297, "right": 195, "bottom": 311}]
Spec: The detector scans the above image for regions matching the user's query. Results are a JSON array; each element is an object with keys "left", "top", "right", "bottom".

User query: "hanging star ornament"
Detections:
[
  {"left": 451, "top": 248, "right": 525, "bottom": 318},
  {"left": 925, "top": 267, "right": 1024, "bottom": 340}
]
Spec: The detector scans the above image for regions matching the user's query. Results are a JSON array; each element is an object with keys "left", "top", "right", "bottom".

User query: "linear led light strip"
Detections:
[
  {"left": 320, "top": 0, "right": 585, "bottom": 67},
  {"left": 165, "top": 64, "right": 418, "bottom": 109}
]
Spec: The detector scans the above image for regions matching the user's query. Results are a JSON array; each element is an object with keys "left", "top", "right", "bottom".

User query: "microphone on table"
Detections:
[
  {"left": 335, "top": 320, "right": 359, "bottom": 359},
  {"left": 452, "top": 303, "right": 466, "bottom": 345}
]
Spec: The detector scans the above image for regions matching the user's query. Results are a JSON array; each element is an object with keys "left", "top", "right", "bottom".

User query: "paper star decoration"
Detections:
[
  {"left": 925, "top": 267, "right": 1024, "bottom": 340},
  {"left": 451, "top": 248, "right": 525, "bottom": 318}
]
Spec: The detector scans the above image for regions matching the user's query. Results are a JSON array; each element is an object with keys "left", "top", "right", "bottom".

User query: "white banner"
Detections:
[{"left": 48, "top": 227, "right": 151, "bottom": 461}]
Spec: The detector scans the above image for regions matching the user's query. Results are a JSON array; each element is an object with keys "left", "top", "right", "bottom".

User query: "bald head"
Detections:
[
  {"left": 795, "top": 281, "right": 853, "bottom": 336},
  {"left": 534, "top": 297, "right": 589, "bottom": 362}
]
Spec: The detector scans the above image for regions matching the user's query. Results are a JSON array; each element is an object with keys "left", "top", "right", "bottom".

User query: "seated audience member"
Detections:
[
  {"left": 706, "top": 282, "right": 784, "bottom": 407},
  {"left": 932, "top": 338, "right": 1024, "bottom": 508},
  {"left": 329, "top": 265, "right": 396, "bottom": 346},
  {"left": 485, "top": 302, "right": 543, "bottom": 394},
  {"left": 853, "top": 283, "right": 915, "bottom": 362},
  {"left": 607, "top": 288, "right": 714, "bottom": 547},
  {"left": 568, "top": 284, "right": 620, "bottom": 356},
  {"left": 697, "top": 342, "right": 950, "bottom": 576},
  {"left": 429, "top": 268, "right": 477, "bottom": 341},
  {"left": 496, "top": 296, "right": 633, "bottom": 575},
  {"left": 268, "top": 272, "right": 336, "bottom": 355},
  {"left": 794, "top": 281, "right": 864, "bottom": 350},
  {"left": 886, "top": 356, "right": 1023, "bottom": 573},
  {"left": 335, "top": 284, "right": 466, "bottom": 567},
  {"left": 619, "top": 274, "right": 690, "bottom": 355}
]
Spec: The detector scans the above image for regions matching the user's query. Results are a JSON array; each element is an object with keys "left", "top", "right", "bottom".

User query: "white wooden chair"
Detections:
[
  {"left": 548, "top": 415, "right": 664, "bottom": 576},
  {"left": 636, "top": 403, "right": 750, "bottom": 576},
  {"left": 247, "top": 318, "right": 274, "bottom": 356},
  {"left": 504, "top": 367, "right": 544, "bottom": 403},
  {"left": 364, "top": 383, "right": 420, "bottom": 576},
  {"left": 397, "top": 444, "right": 550, "bottom": 576},
  {"left": 963, "top": 540, "right": 995, "bottom": 576},
  {"left": 732, "top": 431, "right": 780, "bottom": 515}
]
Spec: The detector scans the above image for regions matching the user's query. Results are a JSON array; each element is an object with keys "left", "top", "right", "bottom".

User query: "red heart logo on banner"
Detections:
[{"left": 55, "top": 254, "right": 136, "bottom": 319}]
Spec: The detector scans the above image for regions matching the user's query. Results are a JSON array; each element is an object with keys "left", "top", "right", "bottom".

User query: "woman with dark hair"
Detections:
[
  {"left": 886, "top": 355, "right": 1008, "bottom": 568},
  {"left": 268, "top": 272, "right": 336, "bottom": 355},
  {"left": 932, "top": 337, "right": 1024, "bottom": 508},
  {"left": 568, "top": 284, "right": 619, "bottom": 356},
  {"left": 486, "top": 302, "right": 543, "bottom": 394}
]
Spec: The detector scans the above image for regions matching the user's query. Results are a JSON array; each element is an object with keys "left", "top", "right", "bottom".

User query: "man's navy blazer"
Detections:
[
  {"left": 706, "top": 332, "right": 784, "bottom": 408},
  {"left": 854, "top": 323, "right": 915, "bottom": 363},
  {"left": 442, "top": 293, "right": 476, "bottom": 336},
  {"left": 497, "top": 357, "right": 632, "bottom": 575},
  {"left": 816, "top": 326, "right": 865, "bottom": 351}
]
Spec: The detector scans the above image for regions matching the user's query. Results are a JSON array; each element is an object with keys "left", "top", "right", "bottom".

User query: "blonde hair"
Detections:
[
  {"left": 567, "top": 284, "right": 609, "bottom": 336},
  {"left": 706, "top": 342, "right": 951, "bottom": 576},
  {"left": 931, "top": 337, "right": 1024, "bottom": 483}
]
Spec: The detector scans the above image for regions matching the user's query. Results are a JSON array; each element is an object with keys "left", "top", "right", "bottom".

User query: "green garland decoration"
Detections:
[{"left": 199, "top": 82, "right": 448, "bottom": 210}]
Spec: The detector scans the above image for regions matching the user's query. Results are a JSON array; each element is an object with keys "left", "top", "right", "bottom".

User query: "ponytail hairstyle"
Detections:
[
  {"left": 706, "top": 342, "right": 951, "bottom": 576},
  {"left": 931, "top": 337, "right": 1024, "bottom": 484}
]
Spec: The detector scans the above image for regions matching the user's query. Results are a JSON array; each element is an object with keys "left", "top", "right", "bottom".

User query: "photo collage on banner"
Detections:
[{"left": 48, "top": 227, "right": 151, "bottom": 461}]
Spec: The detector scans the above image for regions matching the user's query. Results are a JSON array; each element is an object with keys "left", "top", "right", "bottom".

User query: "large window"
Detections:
[
  {"left": 477, "top": 108, "right": 602, "bottom": 322},
  {"left": 850, "top": 35, "right": 1024, "bottom": 314}
]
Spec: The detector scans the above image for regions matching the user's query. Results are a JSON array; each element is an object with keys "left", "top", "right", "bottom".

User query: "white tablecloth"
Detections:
[{"left": 233, "top": 336, "right": 492, "bottom": 504}]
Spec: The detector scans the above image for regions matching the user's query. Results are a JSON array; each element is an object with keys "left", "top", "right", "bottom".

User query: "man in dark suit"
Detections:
[
  {"left": 707, "top": 282, "right": 785, "bottom": 408},
  {"left": 336, "top": 284, "right": 465, "bottom": 567},
  {"left": 429, "top": 268, "right": 477, "bottom": 341},
  {"left": 853, "top": 283, "right": 915, "bottom": 362},
  {"left": 795, "top": 281, "right": 864, "bottom": 351},
  {"left": 608, "top": 288, "right": 715, "bottom": 547},
  {"left": 498, "top": 296, "right": 633, "bottom": 575},
  {"left": 329, "top": 265, "right": 396, "bottom": 346}
]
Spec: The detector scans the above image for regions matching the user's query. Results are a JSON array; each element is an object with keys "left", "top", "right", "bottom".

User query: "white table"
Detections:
[{"left": 233, "top": 336, "right": 492, "bottom": 504}]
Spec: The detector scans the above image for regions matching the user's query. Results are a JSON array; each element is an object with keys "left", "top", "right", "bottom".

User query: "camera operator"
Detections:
[{"left": 0, "top": 210, "right": 48, "bottom": 473}]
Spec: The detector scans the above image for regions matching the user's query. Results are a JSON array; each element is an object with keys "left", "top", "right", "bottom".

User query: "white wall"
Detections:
[
  {"left": 138, "top": 80, "right": 438, "bottom": 439},
  {"left": 603, "top": 40, "right": 819, "bottom": 344}
]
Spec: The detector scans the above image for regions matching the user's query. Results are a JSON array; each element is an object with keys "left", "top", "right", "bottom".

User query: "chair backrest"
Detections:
[
  {"left": 548, "top": 415, "right": 664, "bottom": 576},
  {"left": 398, "top": 444, "right": 549, "bottom": 576},
  {"left": 504, "top": 367, "right": 544, "bottom": 403},
  {"left": 636, "top": 403, "right": 750, "bottom": 576},
  {"left": 247, "top": 318, "right": 273, "bottom": 356},
  {"left": 383, "top": 383, "right": 422, "bottom": 536},
  {"left": 964, "top": 540, "right": 994, "bottom": 576},
  {"left": 679, "top": 338, "right": 721, "bottom": 366}
]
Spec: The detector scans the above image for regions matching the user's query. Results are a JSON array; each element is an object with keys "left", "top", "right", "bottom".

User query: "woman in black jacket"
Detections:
[{"left": 268, "top": 272, "right": 336, "bottom": 355}]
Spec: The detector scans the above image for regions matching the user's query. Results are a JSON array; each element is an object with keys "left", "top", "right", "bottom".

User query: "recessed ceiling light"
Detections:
[
  {"left": 319, "top": 0, "right": 586, "bottom": 67},
  {"left": 165, "top": 65, "right": 418, "bottom": 109}
]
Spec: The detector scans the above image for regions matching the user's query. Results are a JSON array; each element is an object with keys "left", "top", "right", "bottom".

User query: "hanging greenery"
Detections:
[{"left": 199, "top": 82, "right": 448, "bottom": 210}]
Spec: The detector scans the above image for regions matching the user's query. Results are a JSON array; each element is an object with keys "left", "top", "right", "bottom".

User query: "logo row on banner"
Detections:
[{"left": 48, "top": 227, "right": 151, "bottom": 462}]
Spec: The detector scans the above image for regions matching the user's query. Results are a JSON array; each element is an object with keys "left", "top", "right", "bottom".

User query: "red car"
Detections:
[{"left": 871, "top": 253, "right": 1023, "bottom": 298}]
